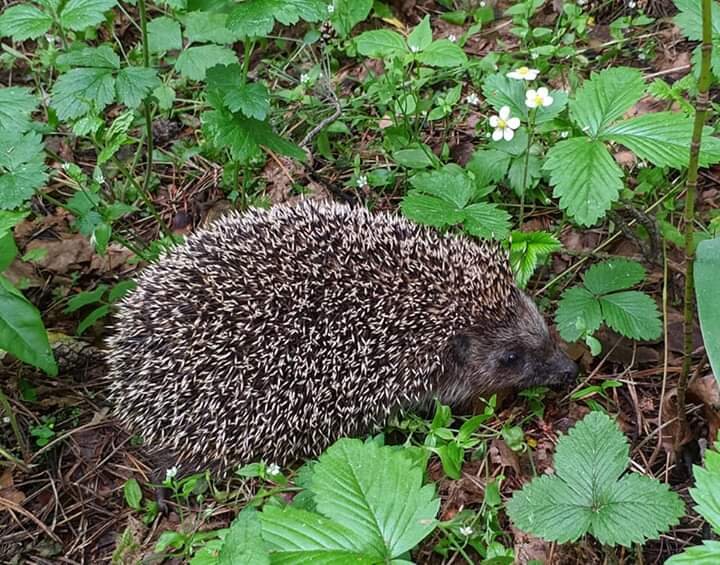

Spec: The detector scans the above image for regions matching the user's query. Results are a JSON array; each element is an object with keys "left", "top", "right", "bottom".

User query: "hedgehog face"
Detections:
[{"left": 444, "top": 292, "right": 577, "bottom": 401}]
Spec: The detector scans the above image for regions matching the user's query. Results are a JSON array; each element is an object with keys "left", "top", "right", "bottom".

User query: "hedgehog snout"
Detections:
[{"left": 547, "top": 350, "right": 578, "bottom": 385}]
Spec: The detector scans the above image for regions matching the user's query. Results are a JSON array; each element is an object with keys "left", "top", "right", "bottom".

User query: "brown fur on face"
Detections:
[{"left": 438, "top": 290, "right": 577, "bottom": 406}]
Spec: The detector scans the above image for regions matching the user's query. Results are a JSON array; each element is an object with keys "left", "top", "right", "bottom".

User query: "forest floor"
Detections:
[{"left": 1, "top": 0, "right": 719, "bottom": 563}]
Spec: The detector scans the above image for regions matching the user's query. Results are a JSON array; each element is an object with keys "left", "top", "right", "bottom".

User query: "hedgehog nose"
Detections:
[{"left": 561, "top": 360, "right": 579, "bottom": 382}]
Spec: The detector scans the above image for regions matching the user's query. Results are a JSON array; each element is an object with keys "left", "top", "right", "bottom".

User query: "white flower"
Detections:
[
  {"left": 506, "top": 66, "right": 539, "bottom": 81},
  {"left": 165, "top": 466, "right": 178, "bottom": 481},
  {"left": 409, "top": 45, "right": 420, "bottom": 53},
  {"left": 530, "top": 52, "right": 539, "bottom": 60},
  {"left": 356, "top": 175, "right": 368, "bottom": 188},
  {"left": 266, "top": 463, "right": 281, "bottom": 476},
  {"left": 459, "top": 526, "right": 474, "bottom": 537},
  {"left": 327, "top": 3, "right": 334, "bottom": 13},
  {"left": 480, "top": 1, "right": 486, "bottom": 6},
  {"left": 300, "top": 73, "right": 310, "bottom": 84},
  {"left": 448, "top": 34, "right": 457, "bottom": 42},
  {"left": 489, "top": 106, "right": 520, "bottom": 141},
  {"left": 2, "top": 416, "right": 10, "bottom": 424},
  {"left": 525, "top": 87, "right": 554, "bottom": 108},
  {"left": 628, "top": 0, "right": 636, "bottom": 7},
  {"left": 560, "top": 130, "right": 570, "bottom": 138},
  {"left": 464, "top": 92, "right": 480, "bottom": 106}
]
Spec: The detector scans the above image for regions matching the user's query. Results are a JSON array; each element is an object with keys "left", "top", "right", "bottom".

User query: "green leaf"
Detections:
[
  {"left": 0, "top": 234, "right": 18, "bottom": 272},
  {"left": 666, "top": 540, "right": 720, "bottom": 564},
  {"left": 56, "top": 45, "right": 120, "bottom": 69},
  {"left": 0, "top": 130, "right": 48, "bottom": 210},
  {"left": 225, "top": 83, "right": 270, "bottom": 120},
  {"left": 555, "top": 287, "right": 602, "bottom": 342},
  {"left": 311, "top": 438, "right": 440, "bottom": 559},
  {"left": 510, "top": 231, "right": 561, "bottom": 288},
  {"left": 407, "top": 15, "right": 432, "bottom": 52},
  {"left": 507, "top": 412, "right": 684, "bottom": 547},
  {"left": 466, "top": 149, "right": 511, "bottom": 187},
  {"left": 330, "top": 0, "right": 372, "bottom": 38},
  {"left": 203, "top": 109, "right": 305, "bottom": 162},
  {"left": 0, "top": 276, "right": 57, "bottom": 376},
  {"left": 695, "top": 238, "right": 720, "bottom": 385},
  {"left": 218, "top": 509, "right": 270, "bottom": 565},
  {"left": 227, "top": 0, "right": 326, "bottom": 39},
  {"left": 51, "top": 68, "right": 116, "bottom": 120},
  {"left": 673, "top": 0, "right": 720, "bottom": 41},
  {"left": 116, "top": 67, "right": 160, "bottom": 108},
  {"left": 482, "top": 73, "right": 527, "bottom": 120},
  {"left": 409, "top": 166, "right": 474, "bottom": 208},
  {"left": 59, "top": 0, "right": 116, "bottom": 31},
  {"left": 260, "top": 505, "right": 377, "bottom": 564},
  {"left": 400, "top": 193, "right": 465, "bottom": 228},
  {"left": 583, "top": 259, "right": 646, "bottom": 295},
  {"left": 601, "top": 112, "right": 720, "bottom": 168},
  {"left": 462, "top": 202, "right": 511, "bottom": 240},
  {"left": 391, "top": 145, "right": 438, "bottom": 169},
  {"left": 183, "top": 11, "right": 238, "bottom": 44},
  {"left": 123, "top": 478, "right": 142, "bottom": 510},
  {"left": 569, "top": 67, "right": 646, "bottom": 137},
  {"left": 355, "top": 29, "right": 407, "bottom": 58},
  {"left": 545, "top": 137, "right": 623, "bottom": 226},
  {"left": 65, "top": 285, "right": 108, "bottom": 313},
  {"left": 0, "top": 4, "right": 52, "bottom": 40},
  {"left": 77, "top": 304, "right": 110, "bottom": 335},
  {"left": 0, "top": 87, "right": 38, "bottom": 132},
  {"left": 417, "top": 40, "right": 467, "bottom": 67},
  {"left": 153, "top": 85, "right": 175, "bottom": 111},
  {"left": 175, "top": 45, "right": 238, "bottom": 81},
  {"left": 147, "top": 16, "right": 182, "bottom": 53},
  {"left": 688, "top": 448, "right": 720, "bottom": 532},
  {"left": 597, "top": 290, "right": 661, "bottom": 341}
]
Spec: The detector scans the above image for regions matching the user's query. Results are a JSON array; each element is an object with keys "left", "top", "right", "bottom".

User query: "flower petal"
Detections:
[
  {"left": 543, "top": 96, "right": 554, "bottom": 107},
  {"left": 526, "top": 89, "right": 537, "bottom": 99},
  {"left": 525, "top": 98, "right": 537, "bottom": 109},
  {"left": 489, "top": 116, "right": 499, "bottom": 127},
  {"left": 504, "top": 128, "right": 515, "bottom": 141},
  {"left": 507, "top": 117, "right": 521, "bottom": 129},
  {"left": 492, "top": 128, "right": 504, "bottom": 141},
  {"left": 537, "top": 87, "right": 549, "bottom": 97},
  {"left": 499, "top": 106, "right": 510, "bottom": 119}
]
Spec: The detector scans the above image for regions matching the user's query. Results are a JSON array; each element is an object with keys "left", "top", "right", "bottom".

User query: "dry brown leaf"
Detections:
[
  {"left": 25, "top": 235, "right": 93, "bottom": 274},
  {"left": 512, "top": 526, "right": 550, "bottom": 564},
  {"left": 489, "top": 438, "right": 520, "bottom": 475}
]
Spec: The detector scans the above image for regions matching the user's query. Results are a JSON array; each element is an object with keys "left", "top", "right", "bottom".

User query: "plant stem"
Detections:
[
  {"left": 136, "top": 0, "right": 156, "bottom": 209},
  {"left": 0, "top": 386, "right": 28, "bottom": 460},
  {"left": 519, "top": 109, "right": 536, "bottom": 227},
  {"left": 676, "top": 0, "right": 713, "bottom": 441},
  {"left": 240, "top": 39, "right": 255, "bottom": 85}
]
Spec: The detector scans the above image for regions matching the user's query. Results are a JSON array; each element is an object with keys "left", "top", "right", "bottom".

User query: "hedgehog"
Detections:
[{"left": 106, "top": 200, "right": 577, "bottom": 475}]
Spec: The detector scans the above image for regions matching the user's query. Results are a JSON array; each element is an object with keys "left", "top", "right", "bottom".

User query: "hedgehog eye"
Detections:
[{"left": 500, "top": 351, "right": 520, "bottom": 367}]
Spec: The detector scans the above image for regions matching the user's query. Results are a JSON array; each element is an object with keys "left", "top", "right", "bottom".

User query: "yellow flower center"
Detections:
[
  {"left": 534, "top": 95, "right": 543, "bottom": 105},
  {"left": 497, "top": 118, "right": 507, "bottom": 128},
  {"left": 518, "top": 66, "right": 529, "bottom": 75}
]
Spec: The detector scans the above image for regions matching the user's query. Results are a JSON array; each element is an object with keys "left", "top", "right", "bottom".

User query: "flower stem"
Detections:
[
  {"left": 676, "top": 0, "right": 713, "bottom": 442},
  {"left": 519, "top": 109, "right": 536, "bottom": 227},
  {"left": 136, "top": 0, "right": 170, "bottom": 237}
]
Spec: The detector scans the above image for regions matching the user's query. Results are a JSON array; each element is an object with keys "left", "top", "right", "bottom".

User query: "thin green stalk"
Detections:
[
  {"left": 676, "top": 0, "right": 713, "bottom": 439},
  {"left": 519, "top": 109, "right": 536, "bottom": 226},
  {"left": 0, "top": 386, "right": 28, "bottom": 460},
  {"left": 240, "top": 39, "right": 255, "bottom": 85},
  {"left": 113, "top": 157, "right": 171, "bottom": 237},
  {"left": 136, "top": 0, "right": 156, "bottom": 208}
]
